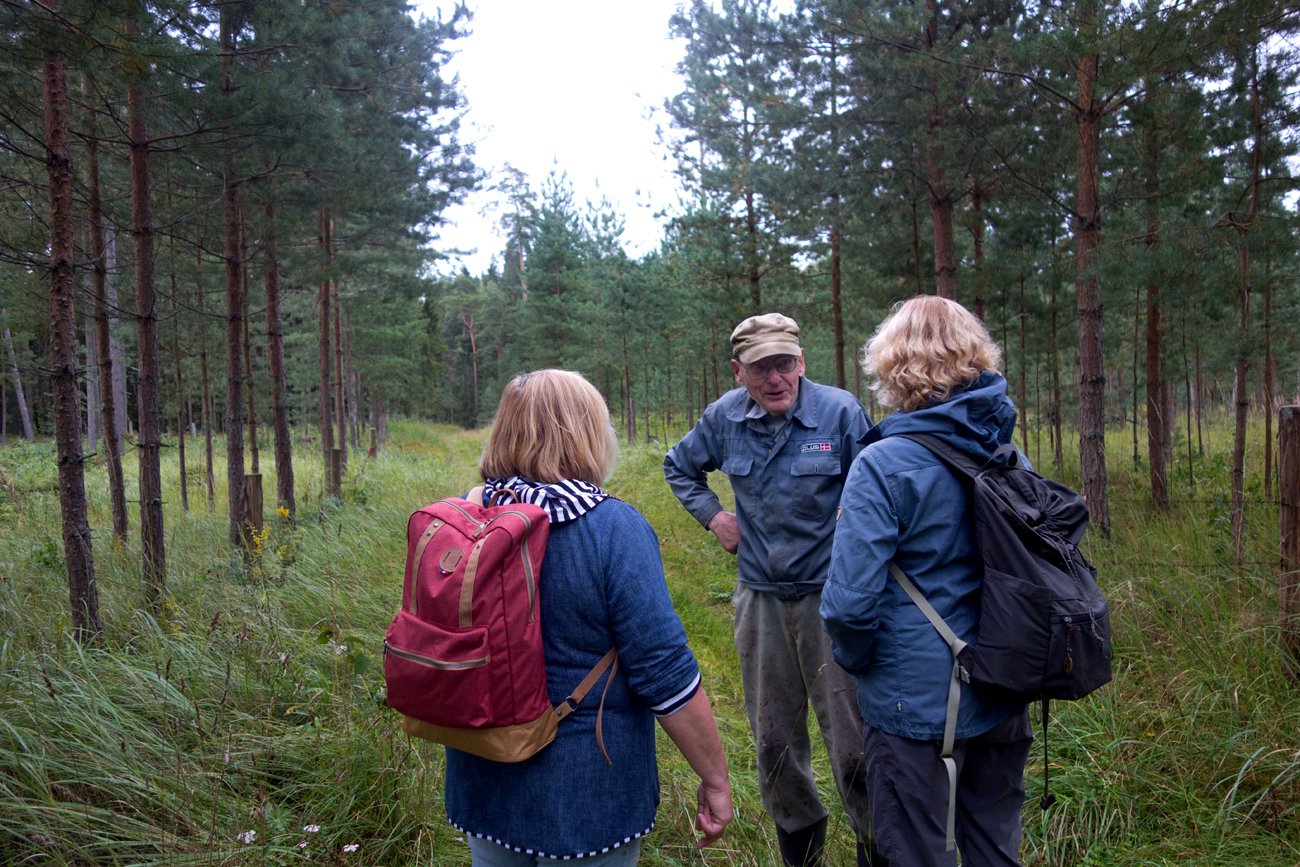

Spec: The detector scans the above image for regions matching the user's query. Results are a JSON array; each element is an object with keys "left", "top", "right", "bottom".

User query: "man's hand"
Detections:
[
  {"left": 707, "top": 511, "right": 741, "bottom": 555},
  {"left": 694, "top": 779, "right": 734, "bottom": 848}
]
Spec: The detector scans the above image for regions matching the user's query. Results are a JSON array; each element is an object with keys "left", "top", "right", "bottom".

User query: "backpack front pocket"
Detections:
[{"left": 384, "top": 610, "right": 492, "bottom": 728}]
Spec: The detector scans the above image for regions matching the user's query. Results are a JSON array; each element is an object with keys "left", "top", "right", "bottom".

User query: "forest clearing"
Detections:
[
  {"left": 4, "top": 0, "right": 1300, "bottom": 864},
  {"left": 2, "top": 417, "right": 1298, "bottom": 866}
]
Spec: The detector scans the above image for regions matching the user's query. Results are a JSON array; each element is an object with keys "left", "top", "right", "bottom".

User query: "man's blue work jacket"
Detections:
[
  {"left": 663, "top": 377, "right": 872, "bottom": 597},
  {"left": 821, "top": 372, "right": 1027, "bottom": 740}
]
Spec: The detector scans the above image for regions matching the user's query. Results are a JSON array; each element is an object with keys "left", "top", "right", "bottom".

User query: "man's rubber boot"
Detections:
[
  {"left": 856, "top": 836, "right": 888, "bottom": 867},
  {"left": 775, "top": 816, "right": 827, "bottom": 867}
]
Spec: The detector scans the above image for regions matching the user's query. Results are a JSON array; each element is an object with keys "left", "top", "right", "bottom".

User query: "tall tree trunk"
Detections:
[
  {"left": 44, "top": 16, "right": 100, "bottom": 638},
  {"left": 221, "top": 6, "right": 245, "bottom": 545},
  {"left": 1051, "top": 252, "right": 1064, "bottom": 472},
  {"left": 972, "top": 179, "right": 985, "bottom": 320},
  {"left": 1265, "top": 252, "right": 1274, "bottom": 501},
  {"left": 2, "top": 313, "right": 34, "bottom": 441},
  {"left": 105, "top": 234, "right": 127, "bottom": 452},
  {"left": 830, "top": 222, "right": 845, "bottom": 389},
  {"left": 264, "top": 201, "right": 295, "bottom": 514},
  {"left": 82, "top": 268, "right": 100, "bottom": 452},
  {"left": 1230, "top": 47, "right": 1262, "bottom": 567},
  {"left": 334, "top": 281, "right": 346, "bottom": 471},
  {"left": 1019, "top": 276, "right": 1028, "bottom": 455},
  {"left": 84, "top": 116, "right": 127, "bottom": 537},
  {"left": 195, "top": 240, "right": 215, "bottom": 506},
  {"left": 241, "top": 206, "right": 258, "bottom": 475},
  {"left": 171, "top": 284, "right": 188, "bottom": 514},
  {"left": 345, "top": 314, "right": 359, "bottom": 449},
  {"left": 128, "top": 70, "right": 166, "bottom": 608},
  {"left": 1145, "top": 128, "right": 1167, "bottom": 510},
  {"left": 924, "top": 0, "right": 956, "bottom": 300},
  {"left": 1074, "top": 30, "right": 1110, "bottom": 537},
  {"left": 318, "top": 208, "right": 335, "bottom": 493}
]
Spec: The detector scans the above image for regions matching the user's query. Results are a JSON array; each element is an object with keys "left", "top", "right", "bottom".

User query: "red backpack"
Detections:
[{"left": 383, "top": 490, "right": 618, "bottom": 763}]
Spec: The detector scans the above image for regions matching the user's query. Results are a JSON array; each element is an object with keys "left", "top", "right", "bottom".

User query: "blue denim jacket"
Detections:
[
  {"left": 663, "top": 378, "right": 872, "bottom": 596},
  {"left": 444, "top": 499, "right": 701, "bottom": 858},
  {"left": 821, "top": 373, "right": 1027, "bottom": 740}
]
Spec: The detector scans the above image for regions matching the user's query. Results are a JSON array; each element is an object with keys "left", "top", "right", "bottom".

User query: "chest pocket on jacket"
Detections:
[
  {"left": 722, "top": 454, "right": 754, "bottom": 500},
  {"left": 722, "top": 454, "right": 753, "bottom": 476},
  {"left": 789, "top": 455, "right": 840, "bottom": 521}
]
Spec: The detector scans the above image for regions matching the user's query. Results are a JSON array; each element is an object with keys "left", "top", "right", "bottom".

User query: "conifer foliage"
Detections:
[{"left": 0, "top": 0, "right": 477, "bottom": 630}]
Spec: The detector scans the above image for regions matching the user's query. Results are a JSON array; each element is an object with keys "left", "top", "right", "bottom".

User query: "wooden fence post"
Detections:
[{"left": 1280, "top": 405, "right": 1300, "bottom": 673}]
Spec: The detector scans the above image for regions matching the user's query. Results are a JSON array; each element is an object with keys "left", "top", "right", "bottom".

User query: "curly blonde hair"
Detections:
[
  {"left": 862, "top": 296, "right": 1002, "bottom": 412},
  {"left": 478, "top": 369, "right": 618, "bottom": 486}
]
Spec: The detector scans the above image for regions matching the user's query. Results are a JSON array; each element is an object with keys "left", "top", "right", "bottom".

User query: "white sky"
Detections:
[{"left": 415, "top": 0, "right": 694, "bottom": 276}]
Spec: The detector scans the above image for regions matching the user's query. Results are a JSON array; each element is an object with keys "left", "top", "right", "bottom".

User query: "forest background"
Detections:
[{"left": 3, "top": 0, "right": 1300, "bottom": 864}]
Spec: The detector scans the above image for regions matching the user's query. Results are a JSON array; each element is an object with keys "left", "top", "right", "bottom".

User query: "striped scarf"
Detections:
[{"left": 482, "top": 475, "right": 609, "bottom": 524}]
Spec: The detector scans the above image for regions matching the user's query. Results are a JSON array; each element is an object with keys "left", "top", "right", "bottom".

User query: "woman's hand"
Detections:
[
  {"left": 694, "top": 778, "right": 734, "bottom": 848},
  {"left": 657, "top": 687, "right": 733, "bottom": 848}
]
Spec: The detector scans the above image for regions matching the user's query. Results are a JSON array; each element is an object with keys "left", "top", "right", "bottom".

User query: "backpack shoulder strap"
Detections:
[
  {"left": 888, "top": 561, "right": 968, "bottom": 853},
  {"left": 893, "top": 432, "right": 1022, "bottom": 480}
]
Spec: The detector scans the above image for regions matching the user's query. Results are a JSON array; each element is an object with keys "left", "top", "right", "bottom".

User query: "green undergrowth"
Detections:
[{"left": 1, "top": 416, "right": 1298, "bottom": 865}]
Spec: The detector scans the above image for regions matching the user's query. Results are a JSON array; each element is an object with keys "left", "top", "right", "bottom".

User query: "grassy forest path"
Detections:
[{"left": 2, "top": 420, "right": 1300, "bottom": 865}]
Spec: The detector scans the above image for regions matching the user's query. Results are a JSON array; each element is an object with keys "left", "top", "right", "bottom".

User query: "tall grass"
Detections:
[{"left": 1, "top": 416, "right": 1298, "bottom": 865}]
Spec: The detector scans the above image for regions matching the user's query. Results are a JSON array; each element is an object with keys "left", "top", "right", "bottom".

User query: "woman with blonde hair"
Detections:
[
  {"left": 445, "top": 369, "right": 732, "bottom": 866},
  {"left": 821, "top": 297, "right": 1032, "bottom": 867}
]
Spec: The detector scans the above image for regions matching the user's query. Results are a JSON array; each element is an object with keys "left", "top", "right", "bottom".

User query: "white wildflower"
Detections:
[
  {"left": 298, "top": 841, "right": 309, "bottom": 849},
  {"left": 335, "top": 645, "right": 347, "bottom": 655},
  {"left": 304, "top": 824, "right": 321, "bottom": 833},
  {"left": 237, "top": 830, "right": 256, "bottom": 844},
  {"left": 343, "top": 844, "right": 359, "bottom": 853}
]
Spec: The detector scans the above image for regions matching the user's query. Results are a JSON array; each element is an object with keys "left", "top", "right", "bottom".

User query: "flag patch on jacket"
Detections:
[{"left": 801, "top": 442, "right": 833, "bottom": 453}]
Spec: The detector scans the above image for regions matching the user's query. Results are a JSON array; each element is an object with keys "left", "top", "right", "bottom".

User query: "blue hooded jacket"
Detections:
[{"left": 820, "top": 372, "right": 1027, "bottom": 740}]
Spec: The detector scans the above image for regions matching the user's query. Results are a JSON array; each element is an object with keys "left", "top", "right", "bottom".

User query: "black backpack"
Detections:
[{"left": 887, "top": 433, "right": 1113, "bottom": 848}]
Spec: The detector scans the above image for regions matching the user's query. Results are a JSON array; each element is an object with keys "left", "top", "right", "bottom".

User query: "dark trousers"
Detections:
[{"left": 862, "top": 710, "right": 1033, "bottom": 867}]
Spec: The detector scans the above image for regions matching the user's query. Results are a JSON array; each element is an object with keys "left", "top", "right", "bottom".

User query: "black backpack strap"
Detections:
[{"left": 892, "top": 432, "right": 983, "bottom": 480}]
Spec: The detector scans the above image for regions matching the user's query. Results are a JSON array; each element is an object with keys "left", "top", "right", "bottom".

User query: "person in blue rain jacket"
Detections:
[{"left": 822, "top": 296, "right": 1033, "bottom": 867}]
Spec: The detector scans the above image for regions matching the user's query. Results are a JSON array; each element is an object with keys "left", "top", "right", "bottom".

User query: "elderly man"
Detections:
[{"left": 664, "top": 313, "right": 878, "bottom": 867}]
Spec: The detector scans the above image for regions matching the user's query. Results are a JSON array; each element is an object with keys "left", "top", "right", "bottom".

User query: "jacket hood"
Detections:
[{"left": 869, "top": 372, "right": 1017, "bottom": 461}]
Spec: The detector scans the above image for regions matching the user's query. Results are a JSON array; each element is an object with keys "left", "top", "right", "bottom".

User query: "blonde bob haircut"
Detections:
[
  {"left": 862, "top": 295, "right": 1002, "bottom": 413},
  {"left": 478, "top": 369, "right": 618, "bottom": 486}
]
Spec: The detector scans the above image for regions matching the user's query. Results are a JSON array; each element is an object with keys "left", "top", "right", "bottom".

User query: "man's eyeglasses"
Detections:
[{"left": 741, "top": 356, "right": 799, "bottom": 381}]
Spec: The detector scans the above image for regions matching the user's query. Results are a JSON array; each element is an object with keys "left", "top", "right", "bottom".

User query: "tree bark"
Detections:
[
  {"left": 1074, "top": 32, "right": 1110, "bottom": 537},
  {"left": 83, "top": 115, "right": 127, "bottom": 538},
  {"left": 264, "top": 201, "right": 295, "bottom": 514},
  {"left": 171, "top": 283, "right": 188, "bottom": 514},
  {"left": 82, "top": 282, "right": 99, "bottom": 451},
  {"left": 318, "top": 208, "right": 335, "bottom": 494},
  {"left": 1145, "top": 128, "right": 1167, "bottom": 510},
  {"left": 241, "top": 206, "right": 259, "bottom": 475},
  {"left": 1265, "top": 253, "right": 1274, "bottom": 502},
  {"left": 1231, "top": 48, "right": 1262, "bottom": 567},
  {"left": 221, "top": 6, "right": 245, "bottom": 545},
  {"left": 128, "top": 70, "right": 166, "bottom": 608},
  {"left": 924, "top": 0, "right": 956, "bottom": 300},
  {"left": 44, "top": 17, "right": 100, "bottom": 638},
  {"left": 972, "top": 180, "right": 985, "bottom": 320},
  {"left": 831, "top": 222, "right": 845, "bottom": 389},
  {"left": 1280, "top": 406, "right": 1300, "bottom": 673},
  {"left": 333, "top": 280, "right": 346, "bottom": 471},
  {"left": 195, "top": 239, "right": 215, "bottom": 507},
  {"left": 2, "top": 314, "right": 34, "bottom": 441}
]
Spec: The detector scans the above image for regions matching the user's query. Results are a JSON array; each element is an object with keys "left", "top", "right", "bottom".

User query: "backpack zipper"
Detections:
[
  {"left": 487, "top": 510, "right": 537, "bottom": 622},
  {"left": 384, "top": 640, "right": 488, "bottom": 670},
  {"left": 440, "top": 499, "right": 487, "bottom": 531}
]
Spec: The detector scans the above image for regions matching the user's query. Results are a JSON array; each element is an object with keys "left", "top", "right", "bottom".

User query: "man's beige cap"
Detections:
[{"left": 730, "top": 313, "right": 802, "bottom": 364}]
